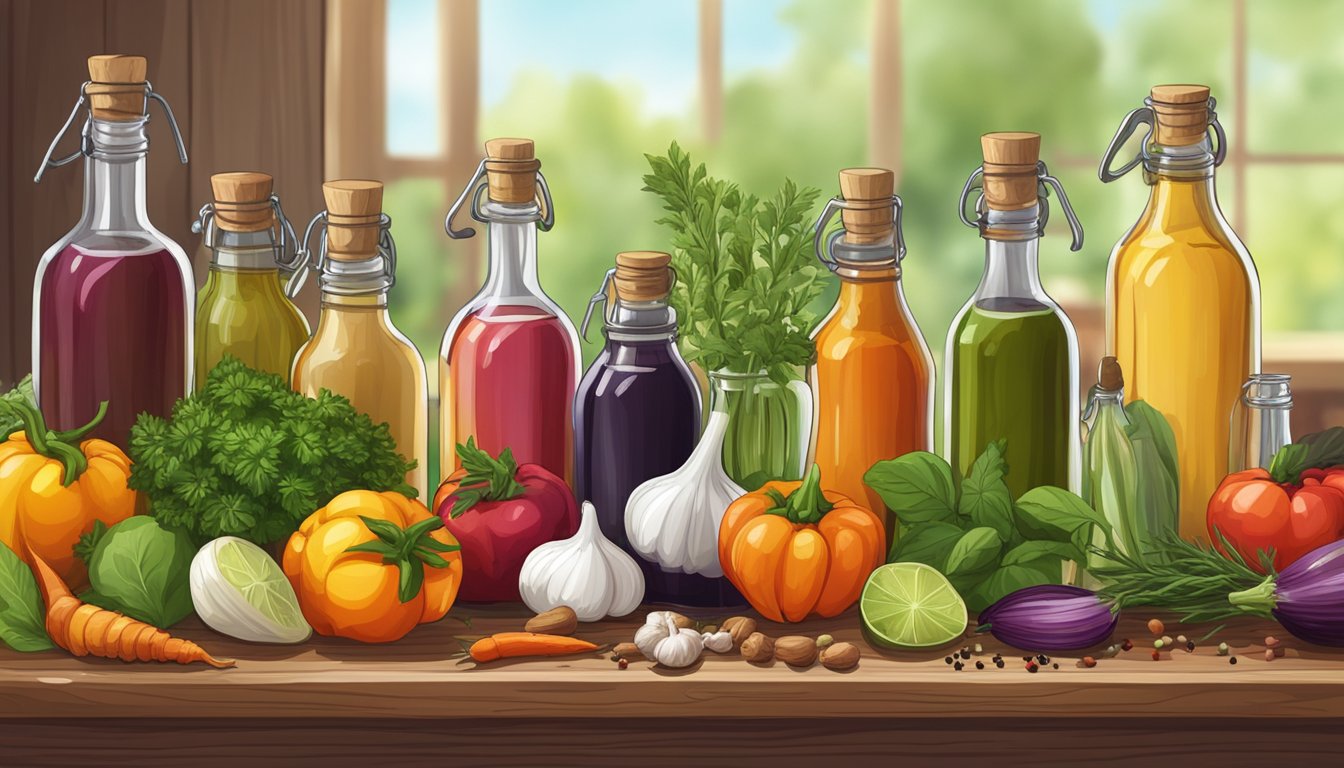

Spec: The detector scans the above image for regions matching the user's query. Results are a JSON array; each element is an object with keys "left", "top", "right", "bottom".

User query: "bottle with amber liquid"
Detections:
[
  {"left": 810, "top": 167, "right": 934, "bottom": 546},
  {"left": 1099, "top": 85, "right": 1260, "bottom": 542},
  {"left": 193, "top": 172, "right": 310, "bottom": 384},
  {"left": 290, "top": 181, "right": 428, "bottom": 499}
]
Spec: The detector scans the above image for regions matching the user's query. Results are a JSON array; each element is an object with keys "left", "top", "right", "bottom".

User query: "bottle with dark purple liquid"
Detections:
[
  {"left": 575, "top": 251, "right": 740, "bottom": 608},
  {"left": 31, "top": 55, "right": 193, "bottom": 448}
]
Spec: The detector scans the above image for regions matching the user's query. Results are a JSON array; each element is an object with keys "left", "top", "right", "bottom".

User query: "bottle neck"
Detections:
[
  {"left": 836, "top": 264, "right": 902, "bottom": 311},
  {"left": 481, "top": 204, "right": 541, "bottom": 302},
  {"left": 320, "top": 291, "right": 389, "bottom": 312},
  {"left": 973, "top": 236, "right": 1046, "bottom": 304},
  {"left": 1145, "top": 173, "right": 1221, "bottom": 231},
  {"left": 83, "top": 119, "right": 151, "bottom": 233},
  {"left": 1083, "top": 386, "right": 1130, "bottom": 432}
]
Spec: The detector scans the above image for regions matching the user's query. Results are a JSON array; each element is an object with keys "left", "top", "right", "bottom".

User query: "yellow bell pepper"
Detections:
[{"left": 0, "top": 400, "right": 138, "bottom": 587}]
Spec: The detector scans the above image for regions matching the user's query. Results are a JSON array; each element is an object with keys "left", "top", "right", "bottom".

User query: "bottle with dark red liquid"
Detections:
[
  {"left": 442, "top": 138, "right": 579, "bottom": 485},
  {"left": 31, "top": 55, "right": 193, "bottom": 448}
]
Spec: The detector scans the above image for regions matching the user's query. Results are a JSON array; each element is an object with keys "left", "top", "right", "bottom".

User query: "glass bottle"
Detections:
[
  {"left": 1099, "top": 85, "right": 1260, "bottom": 543},
  {"left": 290, "top": 180, "right": 428, "bottom": 499},
  {"left": 1229, "top": 374, "right": 1293, "bottom": 473},
  {"left": 946, "top": 132, "right": 1084, "bottom": 498},
  {"left": 711, "top": 369, "right": 813, "bottom": 491},
  {"left": 443, "top": 138, "right": 579, "bottom": 485},
  {"left": 1081, "top": 357, "right": 1141, "bottom": 567},
  {"left": 575, "top": 251, "right": 732, "bottom": 605},
  {"left": 31, "top": 55, "right": 193, "bottom": 448},
  {"left": 193, "top": 172, "right": 310, "bottom": 384},
  {"left": 811, "top": 167, "right": 934, "bottom": 545}
]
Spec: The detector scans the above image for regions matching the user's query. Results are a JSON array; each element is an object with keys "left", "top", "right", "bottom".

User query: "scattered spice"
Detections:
[
  {"left": 1264, "top": 648, "right": 1276, "bottom": 662},
  {"left": 1229, "top": 656, "right": 1238, "bottom": 665},
  {"left": 973, "top": 643, "right": 983, "bottom": 654},
  {"left": 1151, "top": 650, "right": 1161, "bottom": 661},
  {"left": 954, "top": 660, "right": 964, "bottom": 671},
  {"left": 1026, "top": 661, "right": 1039, "bottom": 673},
  {"left": 1264, "top": 635, "right": 1281, "bottom": 649},
  {"left": 1051, "top": 663, "right": 1059, "bottom": 669},
  {"left": 1217, "top": 642, "right": 1230, "bottom": 656},
  {"left": 1081, "top": 656, "right": 1097, "bottom": 668},
  {"left": 618, "top": 658, "right": 629, "bottom": 670},
  {"left": 960, "top": 648, "right": 972, "bottom": 660},
  {"left": 1121, "top": 638, "right": 1133, "bottom": 651},
  {"left": 1036, "top": 654, "right": 1050, "bottom": 665},
  {"left": 1154, "top": 639, "right": 1165, "bottom": 649},
  {"left": 1147, "top": 618, "right": 1164, "bottom": 636},
  {"left": 995, "top": 660, "right": 1005, "bottom": 669},
  {"left": 1185, "top": 640, "right": 1196, "bottom": 653},
  {"left": 1161, "top": 635, "right": 1173, "bottom": 647},
  {"left": 1176, "top": 634, "right": 1188, "bottom": 645},
  {"left": 975, "top": 660, "right": 985, "bottom": 670},
  {"left": 815, "top": 634, "right": 834, "bottom": 649},
  {"left": 945, "top": 656, "right": 954, "bottom": 665}
]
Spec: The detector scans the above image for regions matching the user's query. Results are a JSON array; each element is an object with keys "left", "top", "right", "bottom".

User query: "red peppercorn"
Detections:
[
  {"left": 1025, "top": 661, "right": 1039, "bottom": 673},
  {"left": 1151, "top": 649, "right": 1161, "bottom": 661},
  {"left": 1121, "top": 638, "right": 1133, "bottom": 651},
  {"left": 618, "top": 658, "right": 629, "bottom": 670},
  {"left": 1082, "top": 656, "right": 1097, "bottom": 668}
]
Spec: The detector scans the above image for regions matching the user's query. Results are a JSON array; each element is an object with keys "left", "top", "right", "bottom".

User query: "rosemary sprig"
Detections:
[{"left": 1089, "top": 533, "right": 1266, "bottom": 623}]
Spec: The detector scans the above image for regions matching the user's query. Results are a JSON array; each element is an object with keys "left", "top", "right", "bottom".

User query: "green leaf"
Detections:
[
  {"left": 959, "top": 440, "right": 1014, "bottom": 539},
  {"left": 965, "top": 560, "right": 1062, "bottom": 612},
  {"left": 84, "top": 517, "right": 195, "bottom": 629},
  {"left": 1125, "top": 401, "right": 1179, "bottom": 487},
  {"left": 1014, "top": 486, "right": 1111, "bottom": 552},
  {"left": 889, "top": 521, "right": 964, "bottom": 569},
  {"left": 864, "top": 452, "right": 957, "bottom": 524},
  {"left": 945, "top": 527, "right": 1003, "bottom": 579},
  {"left": 0, "top": 541, "right": 53, "bottom": 652},
  {"left": 1299, "top": 427, "right": 1344, "bottom": 469},
  {"left": 1268, "top": 443, "right": 1311, "bottom": 484},
  {"left": 0, "top": 375, "right": 36, "bottom": 440},
  {"left": 1001, "top": 539, "right": 1086, "bottom": 567},
  {"left": 449, "top": 438, "right": 527, "bottom": 516},
  {"left": 1124, "top": 401, "right": 1181, "bottom": 553}
]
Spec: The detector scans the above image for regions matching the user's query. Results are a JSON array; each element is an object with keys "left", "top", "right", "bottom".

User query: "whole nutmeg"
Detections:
[
  {"left": 775, "top": 635, "right": 819, "bottom": 667},
  {"left": 820, "top": 642, "right": 860, "bottom": 671},
  {"left": 741, "top": 632, "right": 774, "bottom": 663},
  {"left": 524, "top": 606, "right": 579, "bottom": 636},
  {"left": 722, "top": 616, "right": 757, "bottom": 647}
]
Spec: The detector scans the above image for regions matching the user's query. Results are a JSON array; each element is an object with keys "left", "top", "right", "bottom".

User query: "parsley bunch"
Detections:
[
  {"left": 643, "top": 143, "right": 826, "bottom": 384},
  {"left": 129, "top": 357, "right": 417, "bottom": 546}
]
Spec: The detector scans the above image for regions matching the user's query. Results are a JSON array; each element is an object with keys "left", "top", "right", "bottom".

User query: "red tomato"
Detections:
[{"left": 1207, "top": 467, "right": 1344, "bottom": 572}]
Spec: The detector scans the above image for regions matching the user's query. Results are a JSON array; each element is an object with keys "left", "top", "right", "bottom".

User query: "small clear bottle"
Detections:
[
  {"left": 1229, "top": 374, "right": 1293, "bottom": 472},
  {"left": 290, "top": 181, "right": 428, "bottom": 499},
  {"left": 193, "top": 172, "right": 310, "bottom": 384}
]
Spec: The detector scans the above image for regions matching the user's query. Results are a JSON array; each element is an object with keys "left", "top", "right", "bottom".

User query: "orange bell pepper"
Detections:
[
  {"left": 283, "top": 490, "right": 463, "bottom": 643},
  {"left": 0, "top": 400, "right": 137, "bottom": 586},
  {"left": 718, "top": 465, "right": 884, "bottom": 622}
]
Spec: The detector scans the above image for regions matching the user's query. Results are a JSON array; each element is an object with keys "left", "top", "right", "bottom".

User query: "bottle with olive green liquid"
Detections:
[
  {"left": 194, "top": 172, "right": 310, "bottom": 385},
  {"left": 945, "top": 132, "right": 1084, "bottom": 498},
  {"left": 1099, "top": 85, "right": 1260, "bottom": 543}
]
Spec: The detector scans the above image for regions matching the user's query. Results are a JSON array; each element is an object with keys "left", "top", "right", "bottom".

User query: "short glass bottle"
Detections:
[{"left": 1229, "top": 373, "right": 1293, "bottom": 473}]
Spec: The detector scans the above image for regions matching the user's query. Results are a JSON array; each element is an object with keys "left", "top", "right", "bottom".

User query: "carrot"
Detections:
[
  {"left": 469, "top": 632, "right": 599, "bottom": 663},
  {"left": 28, "top": 551, "right": 234, "bottom": 669}
]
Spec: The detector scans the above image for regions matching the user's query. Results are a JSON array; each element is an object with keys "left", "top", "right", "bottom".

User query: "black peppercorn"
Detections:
[
  {"left": 975, "top": 661, "right": 985, "bottom": 670},
  {"left": 1230, "top": 656, "right": 1238, "bottom": 665},
  {"left": 945, "top": 656, "right": 954, "bottom": 665},
  {"left": 954, "top": 660, "right": 964, "bottom": 671},
  {"left": 1186, "top": 640, "right": 1196, "bottom": 652}
]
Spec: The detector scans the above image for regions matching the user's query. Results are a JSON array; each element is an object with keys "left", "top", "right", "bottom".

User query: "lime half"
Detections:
[{"left": 860, "top": 562, "right": 967, "bottom": 649}]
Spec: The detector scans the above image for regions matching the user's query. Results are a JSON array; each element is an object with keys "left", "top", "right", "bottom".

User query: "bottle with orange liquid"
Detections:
[
  {"left": 1099, "top": 85, "right": 1260, "bottom": 543},
  {"left": 810, "top": 168, "right": 934, "bottom": 546}
]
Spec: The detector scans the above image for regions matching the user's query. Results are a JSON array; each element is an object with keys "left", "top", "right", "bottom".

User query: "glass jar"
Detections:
[
  {"left": 1229, "top": 374, "right": 1293, "bottom": 473},
  {"left": 709, "top": 368, "right": 813, "bottom": 491}
]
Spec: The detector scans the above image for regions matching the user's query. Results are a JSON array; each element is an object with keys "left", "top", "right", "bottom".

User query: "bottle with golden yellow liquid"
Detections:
[
  {"left": 810, "top": 167, "right": 934, "bottom": 548},
  {"left": 290, "top": 180, "right": 428, "bottom": 499},
  {"left": 1099, "top": 85, "right": 1261, "bottom": 543}
]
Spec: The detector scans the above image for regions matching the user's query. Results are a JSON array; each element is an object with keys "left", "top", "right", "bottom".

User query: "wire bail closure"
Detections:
[
  {"left": 192, "top": 195, "right": 304, "bottom": 277},
  {"left": 579, "top": 265, "right": 679, "bottom": 341},
  {"left": 1098, "top": 97, "right": 1227, "bottom": 184},
  {"left": 443, "top": 158, "right": 556, "bottom": 239},
  {"left": 284, "top": 211, "right": 398, "bottom": 298},
  {"left": 957, "top": 161, "right": 1084, "bottom": 252},
  {"left": 811, "top": 194, "right": 906, "bottom": 270},
  {"left": 34, "top": 80, "right": 189, "bottom": 183}
]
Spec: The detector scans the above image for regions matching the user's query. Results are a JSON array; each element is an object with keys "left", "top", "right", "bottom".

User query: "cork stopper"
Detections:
[
  {"left": 838, "top": 168, "right": 895, "bottom": 245},
  {"left": 981, "top": 132, "right": 1040, "bottom": 211},
  {"left": 322, "top": 180, "right": 384, "bottom": 260},
  {"left": 210, "top": 172, "right": 275, "bottom": 233},
  {"left": 1150, "top": 84, "right": 1211, "bottom": 146},
  {"left": 87, "top": 55, "right": 147, "bottom": 122},
  {"left": 1098, "top": 356, "right": 1124, "bottom": 391},
  {"left": 613, "top": 251, "right": 673, "bottom": 302},
  {"left": 485, "top": 138, "right": 540, "bottom": 204}
]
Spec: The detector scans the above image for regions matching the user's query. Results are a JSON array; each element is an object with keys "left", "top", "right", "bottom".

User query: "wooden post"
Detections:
[
  {"left": 870, "top": 0, "right": 901, "bottom": 180},
  {"left": 442, "top": 0, "right": 481, "bottom": 313},
  {"left": 699, "top": 0, "right": 723, "bottom": 144},
  {"left": 325, "top": 0, "right": 387, "bottom": 180}
]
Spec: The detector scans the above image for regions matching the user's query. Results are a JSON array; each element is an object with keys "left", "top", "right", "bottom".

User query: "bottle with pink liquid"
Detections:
[
  {"left": 442, "top": 138, "right": 579, "bottom": 485},
  {"left": 31, "top": 55, "right": 193, "bottom": 449}
]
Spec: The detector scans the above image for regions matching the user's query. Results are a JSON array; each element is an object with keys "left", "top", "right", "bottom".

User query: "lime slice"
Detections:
[
  {"left": 860, "top": 562, "right": 968, "bottom": 649},
  {"left": 214, "top": 538, "right": 309, "bottom": 632}
]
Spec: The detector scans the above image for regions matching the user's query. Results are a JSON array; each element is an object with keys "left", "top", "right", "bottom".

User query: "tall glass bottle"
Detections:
[
  {"left": 946, "top": 132, "right": 1084, "bottom": 497},
  {"left": 443, "top": 138, "right": 580, "bottom": 484},
  {"left": 811, "top": 167, "right": 934, "bottom": 546},
  {"left": 575, "top": 251, "right": 726, "bottom": 605},
  {"left": 193, "top": 172, "right": 310, "bottom": 384},
  {"left": 31, "top": 54, "right": 193, "bottom": 448},
  {"left": 290, "top": 180, "right": 428, "bottom": 498},
  {"left": 1099, "top": 85, "right": 1260, "bottom": 542}
]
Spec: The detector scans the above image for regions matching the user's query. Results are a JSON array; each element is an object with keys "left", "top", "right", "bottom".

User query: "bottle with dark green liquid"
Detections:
[{"left": 945, "top": 132, "right": 1084, "bottom": 498}]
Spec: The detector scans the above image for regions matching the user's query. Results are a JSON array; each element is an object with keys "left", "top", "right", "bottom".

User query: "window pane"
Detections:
[
  {"left": 1247, "top": 0, "right": 1344, "bottom": 154},
  {"left": 1247, "top": 166, "right": 1344, "bottom": 334},
  {"left": 386, "top": 0, "right": 442, "bottom": 156}
]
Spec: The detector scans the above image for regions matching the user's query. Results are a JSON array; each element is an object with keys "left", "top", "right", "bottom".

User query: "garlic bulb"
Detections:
[
  {"left": 701, "top": 630, "right": 734, "bottom": 653},
  {"left": 625, "top": 411, "right": 747, "bottom": 577},
  {"left": 519, "top": 501, "right": 644, "bottom": 622},
  {"left": 653, "top": 617, "right": 704, "bottom": 668},
  {"left": 190, "top": 537, "right": 311, "bottom": 644},
  {"left": 634, "top": 610, "right": 685, "bottom": 658}
]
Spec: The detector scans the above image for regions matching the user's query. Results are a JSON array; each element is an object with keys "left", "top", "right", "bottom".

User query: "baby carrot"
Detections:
[{"left": 469, "top": 632, "right": 599, "bottom": 663}]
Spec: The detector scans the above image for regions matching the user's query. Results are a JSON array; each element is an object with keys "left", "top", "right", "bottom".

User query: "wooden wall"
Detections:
[{"left": 0, "top": 0, "right": 325, "bottom": 386}]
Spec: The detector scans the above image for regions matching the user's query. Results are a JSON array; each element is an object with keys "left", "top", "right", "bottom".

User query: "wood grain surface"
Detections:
[{"left": 1, "top": 606, "right": 1342, "bottom": 721}]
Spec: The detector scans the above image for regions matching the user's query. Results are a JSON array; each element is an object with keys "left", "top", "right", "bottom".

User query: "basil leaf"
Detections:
[
  {"left": 0, "top": 542, "right": 54, "bottom": 652},
  {"left": 960, "top": 440, "right": 1014, "bottom": 540},
  {"left": 1014, "top": 486, "right": 1110, "bottom": 550},
  {"left": 945, "top": 527, "right": 1003, "bottom": 579},
  {"left": 1001, "top": 539, "right": 1085, "bottom": 567},
  {"left": 1123, "top": 401, "right": 1180, "bottom": 557},
  {"left": 964, "top": 560, "right": 1063, "bottom": 613},
  {"left": 889, "top": 521, "right": 964, "bottom": 568},
  {"left": 1125, "top": 401, "right": 1179, "bottom": 487},
  {"left": 865, "top": 452, "right": 957, "bottom": 524}
]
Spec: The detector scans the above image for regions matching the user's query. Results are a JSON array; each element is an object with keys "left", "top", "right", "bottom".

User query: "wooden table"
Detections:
[{"left": 2, "top": 605, "right": 1343, "bottom": 766}]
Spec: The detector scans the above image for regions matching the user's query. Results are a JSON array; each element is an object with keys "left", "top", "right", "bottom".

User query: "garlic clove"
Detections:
[{"left": 701, "top": 630, "right": 734, "bottom": 653}]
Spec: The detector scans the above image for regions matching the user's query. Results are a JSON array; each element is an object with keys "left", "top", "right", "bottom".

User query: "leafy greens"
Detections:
[
  {"left": 0, "top": 375, "right": 36, "bottom": 439},
  {"left": 129, "top": 356, "right": 417, "bottom": 546},
  {"left": 76, "top": 517, "right": 195, "bottom": 628},
  {"left": 0, "top": 541, "right": 53, "bottom": 652},
  {"left": 642, "top": 143, "right": 827, "bottom": 384}
]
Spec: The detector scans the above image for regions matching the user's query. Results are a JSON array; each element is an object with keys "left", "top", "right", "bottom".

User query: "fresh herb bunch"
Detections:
[
  {"left": 445, "top": 437, "right": 526, "bottom": 517},
  {"left": 643, "top": 142, "right": 826, "bottom": 385},
  {"left": 129, "top": 356, "right": 417, "bottom": 546},
  {"left": 0, "top": 375, "right": 35, "bottom": 438},
  {"left": 864, "top": 440, "right": 1111, "bottom": 611},
  {"left": 1089, "top": 532, "right": 1266, "bottom": 623}
]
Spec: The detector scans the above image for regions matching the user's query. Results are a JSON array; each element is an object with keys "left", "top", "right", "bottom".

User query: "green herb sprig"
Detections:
[
  {"left": 129, "top": 356, "right": 417, "bottom": 547},
  {"left": 446, "top": 437, "right": 527, "bottom": 517},
  {"left": 642, "top": 143, "right": 826, "bottom": 385}
]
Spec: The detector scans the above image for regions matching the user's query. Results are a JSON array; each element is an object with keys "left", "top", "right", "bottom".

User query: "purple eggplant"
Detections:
[
  {"left": 977, "top": 584, "right": 1119, "bottom": 651},
  {"left": 1229, "top": 539, "right": 1344, "bottom": 646}
]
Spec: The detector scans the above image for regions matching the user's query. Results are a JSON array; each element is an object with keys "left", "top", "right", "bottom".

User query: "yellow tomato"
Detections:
[{"left": 283, "top": 490, "right": 462, "bottom": 643}]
